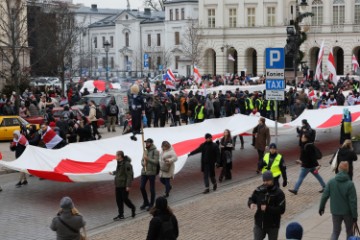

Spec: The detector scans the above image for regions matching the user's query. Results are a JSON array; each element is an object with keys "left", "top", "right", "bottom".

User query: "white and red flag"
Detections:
[
  {"left": 315, "top": 40, "right": 325, "bottom": 81},
  {"left": 327, "top": 48, "right": 337, "bottom": 83},
  {"left": 194, "top": 65, "right": 202, "bottom": 85},
  {"left": 352, "top": 54, "right": 359, "bottom": 73}
]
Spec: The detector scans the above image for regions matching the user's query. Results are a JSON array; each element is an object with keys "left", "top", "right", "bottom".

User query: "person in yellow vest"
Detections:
[
  {"left": 245, "top": 94, "right": 255, "bottom": 115},
  {"left": 260, "top": 143, "right": 288, "bottom": 188},
  {"left": 194, "top": 101, "right": 205, "bottom": 123}
]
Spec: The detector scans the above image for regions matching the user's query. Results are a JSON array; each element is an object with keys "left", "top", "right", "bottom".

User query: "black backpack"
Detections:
[
  {"left": 309, "top": 128, "right": 316, "bottom": 143},
  {"left": 305, "top": 143, "right": 322, "bottom": 160},
  {"left": 159, "top": 216, "right": 176, "bottom": 240},
  {"left": 95, "top": 107, "right": 102, "bottom": 119}
]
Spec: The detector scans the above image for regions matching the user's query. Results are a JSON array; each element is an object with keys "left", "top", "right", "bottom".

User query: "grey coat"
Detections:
[
  {"left": 159, "top": 147, "right": 178, "bottom": 178},
  {"left": 50, "top": 210, "right": 86, "bottom": 240}
]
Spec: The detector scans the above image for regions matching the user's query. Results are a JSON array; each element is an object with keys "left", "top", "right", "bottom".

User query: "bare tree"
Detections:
[
  {"left": 144, "top": 0, "right": 166, "bottom": 11},
  {"left": 182, "top": 19, "right": 204, "bottom": 71},
  {"left": 0, "top": 0, "right": 31, "bottom": 99}
]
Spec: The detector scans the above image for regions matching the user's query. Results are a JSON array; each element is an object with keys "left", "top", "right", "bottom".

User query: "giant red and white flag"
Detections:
[
  {"left": 194, "top": 65, "right": 202, "bottom": 85},
  {"left": 353, "top": 54, "right": 359, "bottom": 73},
  {"left": 327, "top": 48, "right": 337, "bottom": 83},
  {"left": 315, "top": 40, "right": 325, "bottom": 81}
]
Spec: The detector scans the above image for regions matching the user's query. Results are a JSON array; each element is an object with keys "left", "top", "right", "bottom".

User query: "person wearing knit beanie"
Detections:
[{"left": 286, "top": 222, "right": 303, "bottom": 239}]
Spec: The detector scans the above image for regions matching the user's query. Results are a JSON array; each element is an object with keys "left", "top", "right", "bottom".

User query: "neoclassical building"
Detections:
[{"left": 198, "top": 0, "right": 360, "bottom": 78}]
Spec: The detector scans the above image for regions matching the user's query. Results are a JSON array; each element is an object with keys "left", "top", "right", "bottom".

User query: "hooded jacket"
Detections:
[
  {"left": 319, "top": 171, "right": 357, "bottom": 218},
  {"left": 142, "top": 144, "right": 160, "bottom": 176},
  {"left": 113, "top": 156, "right": 133, "bottom": 188}
]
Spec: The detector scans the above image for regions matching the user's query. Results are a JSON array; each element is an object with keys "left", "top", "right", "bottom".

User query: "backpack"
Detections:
[
  {"left": 159, "top": 216, "right": 176, "bottom": 240},
  {"left": 109, "top": 104, "right": 117, "bottom": 115},
  {"left": 306, "top": 143, "right": 322, "bottom": 160},
  {"left": 95, "top": 108, "right": 102, "bottom": 119},
  {"left": 309, "top": 128, "right": 316, "bottom": 143}
]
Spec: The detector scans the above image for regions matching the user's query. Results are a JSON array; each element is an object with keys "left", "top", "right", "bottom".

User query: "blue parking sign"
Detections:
[{"left": 265, "top": 48, "right": 285, "bottom": 69}]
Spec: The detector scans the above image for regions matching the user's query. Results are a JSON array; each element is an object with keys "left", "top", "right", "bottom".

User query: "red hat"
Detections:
[{"left": 49, "top": 122, "right": 56, "bottom": 127}]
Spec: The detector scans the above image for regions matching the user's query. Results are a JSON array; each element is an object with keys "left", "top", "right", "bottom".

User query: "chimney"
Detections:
[
  {"left": 91, "top": 4, "right": 98, "bottom": 12},
  {"left": 144, "top": 8, "right": 151, "bottom": 15}
]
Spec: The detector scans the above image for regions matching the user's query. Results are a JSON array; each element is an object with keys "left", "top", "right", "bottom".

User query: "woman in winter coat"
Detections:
[
  {"left": 50, "top": 196, "right": 86, "bottom": 240},
  {"left": 159, "top": 141, "right": 178, "bottom": 198},
  {"left": 218, "top": 129, "right": 234, "bottom": 182},
  {"left": 146, "top": 197, "right": 179, "bottom": 240},
  {"left": 335, "top": 139, "right": 357, "bottom": 180}
]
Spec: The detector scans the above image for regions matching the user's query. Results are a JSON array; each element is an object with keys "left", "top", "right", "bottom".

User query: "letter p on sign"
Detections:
[{"left": 270, "top": 50, "right": 280, "bottom": 67}]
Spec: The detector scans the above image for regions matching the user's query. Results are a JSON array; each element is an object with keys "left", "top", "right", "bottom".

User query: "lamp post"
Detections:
[{"left": 103, "top": 40, "right": 111, "bottom": 92}]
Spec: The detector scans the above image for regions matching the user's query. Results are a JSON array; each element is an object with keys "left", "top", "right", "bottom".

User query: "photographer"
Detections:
[{"left": 248, "top": 171, "right": 286, "bottom": 240}]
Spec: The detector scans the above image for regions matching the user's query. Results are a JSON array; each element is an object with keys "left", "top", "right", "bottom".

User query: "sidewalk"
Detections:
[{"left": 88, "top": 154, "right": 353, "bottom": 240}]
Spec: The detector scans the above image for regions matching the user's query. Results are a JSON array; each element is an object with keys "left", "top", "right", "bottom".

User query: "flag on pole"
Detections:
[
  {"left": 352, "top": 54, "right": 359, "bottom": 73},
  {"left": 315, "top": 40, "right": 325, "bottom": 81},
  {"left": 165, "top": 68, "right": 176, "bottom": 81},
  {"left": 327, "top": 48, "right": 337, "bottom": 83},
  {"left": 164, "top": 78, "right": 176, "bottom": 89},
  {"left": 228, "top": 54, "right": 235, "bottom": 62},
  {"left": 194, "top": 65, "right": 202, "bottom": 84}
]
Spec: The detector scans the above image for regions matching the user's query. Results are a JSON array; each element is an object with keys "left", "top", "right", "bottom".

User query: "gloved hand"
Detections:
[
  {"left": 282, "top": 180, "right": 288, "bottom": 187},
  {"left": 319, "top": 209, "right": 324, "bottom": 216}
]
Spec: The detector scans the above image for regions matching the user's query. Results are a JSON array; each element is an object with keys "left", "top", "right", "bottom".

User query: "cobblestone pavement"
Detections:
[
  {"left": 0, "top": 124, "right": 350, "bottom": 240},
  {"left": 90, "top": 153, "right": 353, "bottom": 240}
]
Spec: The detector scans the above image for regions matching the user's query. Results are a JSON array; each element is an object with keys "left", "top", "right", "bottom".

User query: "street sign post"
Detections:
[{"left": 265, "top": 48, "right": 285, "bottom": 145}]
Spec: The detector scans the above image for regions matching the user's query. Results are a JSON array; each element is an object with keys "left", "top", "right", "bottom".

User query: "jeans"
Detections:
[
  {"left": 331, "top": 214, "right": 354, "bottom": 240},
  {"left": 253, "top": 225, "right": 279, "bottom": 240},
  {"left": 294, "top": 167, "right": 326, "bottom": 191},
  {"left": 203, "top": 164, "right": 216, "bottom": 188},
  {"left": 160, "top": 177, "right": 172, "bottom": 194},
  {"left": 140, "top": 175, "right": 156, "bottom": 206},
  {"left": 115, "top": 187, "right": 135, "bottom": 216}
]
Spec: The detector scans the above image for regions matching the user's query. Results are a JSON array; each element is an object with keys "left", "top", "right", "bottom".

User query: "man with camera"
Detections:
[{"left": 248, "top": 171, "right": 286, "bottom": 240}]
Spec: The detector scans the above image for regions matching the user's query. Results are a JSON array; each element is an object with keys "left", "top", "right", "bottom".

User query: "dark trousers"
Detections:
[
  {"left": 219, "top": 162, "right": 232, "bottom": 181},
  {"left": 115, "top": 187, "right": 135, "bottom": 216},
  {"left": 254, "top": 225, "right": 279, "bottom": 240},
  {"left": 131, "top": 109, "right": 142, "bottom": 133},
  {"left": 160, "top": 177, "right": 172, "bottom": 194},
  {"left": 140, "top": 175, "right": 156, "bottom": 206},
  {"left": 331, "top": 214, "right": 353, "bottom": 240},
  {"left": 257, "top": 149, "right": 265, "bottom": 171},
  {"left": 203, "top": 164, "right": 216, "bottom": 188},
  {"left": 233, "top": 135, "right": 244, "bottom": 147},
  {"left": 91, "top": 121, "right": 100, "bottom": 138}
]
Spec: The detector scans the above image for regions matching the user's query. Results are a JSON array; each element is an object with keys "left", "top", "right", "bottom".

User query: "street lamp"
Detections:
[{"left": 103, "top": 40, "right": 111, "bottom": 92}]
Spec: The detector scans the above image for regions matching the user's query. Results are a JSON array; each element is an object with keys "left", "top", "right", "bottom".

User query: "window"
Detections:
[
  {"left": 181, "top": 8, "right": 185, "bottom": 20},
  {"left": 208, "top": 9, "right": 216, "bottom": 28},
  {"left": 170, "top": 9, "right": 173, "bottom": 21},
  {"left": 333, "top": 0, "right": 345, "bottom": 25},
  {"left": 247, "top": 8, "right": 256, "bottom": 27},
  {"left": 102, "top": 36, "right": 105, "bottom": 48},
  {"left": 94, "top": 57, "right": 98, "bottom": 69},
  {"left": 102, "top": 57, "right": 106, "bottom": 68},
  {"left": 157, "top": 33, "right": 161, "bottom": 46},
  {"left": 229, "top": 8, "right": 237, "bottom": 27},
  {"left": 175, "top": 32, "right": 180, "bottom": 45},
  {"left": 311, "top": 0, "right": 323, "bottom": 25},
  {"left": 175, "top": 9, "right": 179, "bottom": 20},
  {"left": 267, "top": 7, "right": 276, "bottom": 26},
  {"left": 94, "top": 37, "right": 97, "bottom": 48},
  {"left": 175, "top": 56, "right": 180, "bottom": 69},
  {"left": 110, "top": 36, "right": 114, "bottom": 48},
  {"left": 125, "top": 32, "right": 129, "bottom": 47},
  {"left": 147, "top": 34, "right": 151, "bottom": 47},
  {"left": 148, "top": 56, "right": 152, "bottom": 69},
  {"left": 157, "top": 57, "right": 161, "bottom": 68},
  {"left": 110, "top": 57, "right": 114, "bottom": 69},
  {"left": 355, "top": 0, "right": 360, "bottom": 24}
]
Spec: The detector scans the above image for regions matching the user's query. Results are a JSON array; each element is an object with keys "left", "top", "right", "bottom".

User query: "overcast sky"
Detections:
[{"left": 73, "top": 0, "right": 144, "bottom": 9}]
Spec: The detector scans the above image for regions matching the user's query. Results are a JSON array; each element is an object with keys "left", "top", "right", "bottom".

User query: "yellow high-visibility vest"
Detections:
[{"left": 262, "top": 153, "right": 282, "bottom": 177}]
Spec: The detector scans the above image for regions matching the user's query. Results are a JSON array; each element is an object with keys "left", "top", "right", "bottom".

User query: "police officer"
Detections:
[
  {"left": 260, "top": 143, "right": 287, "bottom": 188},
  {"left": 110, "top": 151, "right": 136, "bottom": 221},
  {"left": 248, "top": 171, "right": 286, "bottom": 240}
]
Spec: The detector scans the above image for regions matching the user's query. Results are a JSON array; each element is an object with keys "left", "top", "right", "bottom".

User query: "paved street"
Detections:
[{"left": 0, "top": 124, "right": 354, "bottom": 240}]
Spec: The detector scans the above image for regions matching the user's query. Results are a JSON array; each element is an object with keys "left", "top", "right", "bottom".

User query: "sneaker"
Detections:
[
  {"left": 319, "top": 188, "right": 325, "bottom": 193},
  {"left": 240, "top": 145, "right": 244, "bottom": 149},
  {"left": 22, "top": 180, "right": 28, "bottom": 185},
  {"left": 163, "top": 192, "right": 169, "bottom": 198},
  {"left": 113, "top": 215, "right": 124, "bottom": 221},
  {"left": 288, "top": 189, "right": 298, "bottom": 195},
  {"left": 112, "top": 129, "right": 116, "bottom": 132},
  {"left": 97, "top": 135, "right": 102, "bottom": 140},
  {"left": 131, "top": 207, "right": 136, "bottom": 218},
  {"left": 146, "top": 205, "right": 153, "bottom": 211},
  {"left": 213, "top": 183, "right": 217, "bottom": 191},
  {"left": 203, "top": 188, "right": 210, "bottom": 194},
  {"left": 140, "top": 204, "right": 149, "bottom": 210},
  {"left": 15, "top": 182, "right": 22, "bottom": 188}
]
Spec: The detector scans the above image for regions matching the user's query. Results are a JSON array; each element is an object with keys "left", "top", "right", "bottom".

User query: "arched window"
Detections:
[
  {"left": 333, "top": 0, "right": 345, "bottom": 25},
  {"left": 311, "top": 0, "right": 323, "bottom": 25},
  {"left": 125, "top": 32, "right": 129, "bottom": 47}
]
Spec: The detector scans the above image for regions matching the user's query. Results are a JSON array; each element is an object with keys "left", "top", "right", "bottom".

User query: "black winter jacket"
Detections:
[
  {"left": 248, "top": 184, "right": 286, "bottom": 229},
  {"left": 189, "top": 141, "right": 220, "bottom": 176},
  {"left": 299, "top": 142, "right": 319, "bottom": 168},
  {"left": 146, "top": 211, "right": 179, "bottom": 240}
]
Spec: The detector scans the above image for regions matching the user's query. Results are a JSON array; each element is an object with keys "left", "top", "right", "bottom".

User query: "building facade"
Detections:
[{"left": 198, "top": 0, "right": 360, "bottom": 78}]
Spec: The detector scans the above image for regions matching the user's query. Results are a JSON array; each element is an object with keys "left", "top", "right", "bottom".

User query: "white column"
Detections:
[
  {"left": 257, "top": 0, "right": 264, "bottom": 26},
  {"left": 217, "top": 0, "right": 223, "bottom": 28},
  {"left": 323, "top": 0, "right": 331, "bottom": 25},
  {"left": 257, "top": 52, "right": 265, "bottom": 76},
  {"left": 277, "top": 0, "right": 285, "bottom": 26},
  {"left": 238, "top": 0, "right": 245, "bottom": 27},
  {"left": 344, "top": 0, "right": 353, "bottom": 24}
]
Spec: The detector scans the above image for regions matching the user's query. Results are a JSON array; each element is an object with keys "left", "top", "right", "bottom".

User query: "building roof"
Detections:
[
  {"left": 89, "top": 15, "right": 117, "bottom": 28},
  {"left": 74, "top": 5, "right": 121, "bottom": 15},
  {"left": 164, "top": 0, "right": 198, "bottom": 5}
]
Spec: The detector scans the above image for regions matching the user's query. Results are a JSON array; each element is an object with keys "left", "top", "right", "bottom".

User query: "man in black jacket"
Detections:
[
  {"left": 248, "top": 171, "right": 286, "bottom": 240},
  {"left": 188, "top": 133, "right": 220, "bottom": 194}
]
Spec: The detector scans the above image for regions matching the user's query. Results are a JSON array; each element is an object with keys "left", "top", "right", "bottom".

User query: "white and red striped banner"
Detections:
[
  {"left": 353, "top": 54, "right": 359, "bottom": 73},
  {"left": 315, "top": 40, "right": 325, "bottom": 81},
  {"left": 2, "top": 105, "right": 360, "bottom": 183},
  {"left": 327, "top": 48, "right": 337, "bottom": 83}
]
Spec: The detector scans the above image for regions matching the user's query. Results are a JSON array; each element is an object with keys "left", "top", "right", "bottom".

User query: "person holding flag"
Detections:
[{"left": 340, "top": 108, "right": 352, "bottom": 145}]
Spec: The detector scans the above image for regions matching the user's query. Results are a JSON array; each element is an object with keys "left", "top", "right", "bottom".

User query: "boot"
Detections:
[
  {"left": 15, "top": 181, "right": 22, "bottom": 188},
  {"left": 22, "top": 180, "right": 28, "bottom": 185}
]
